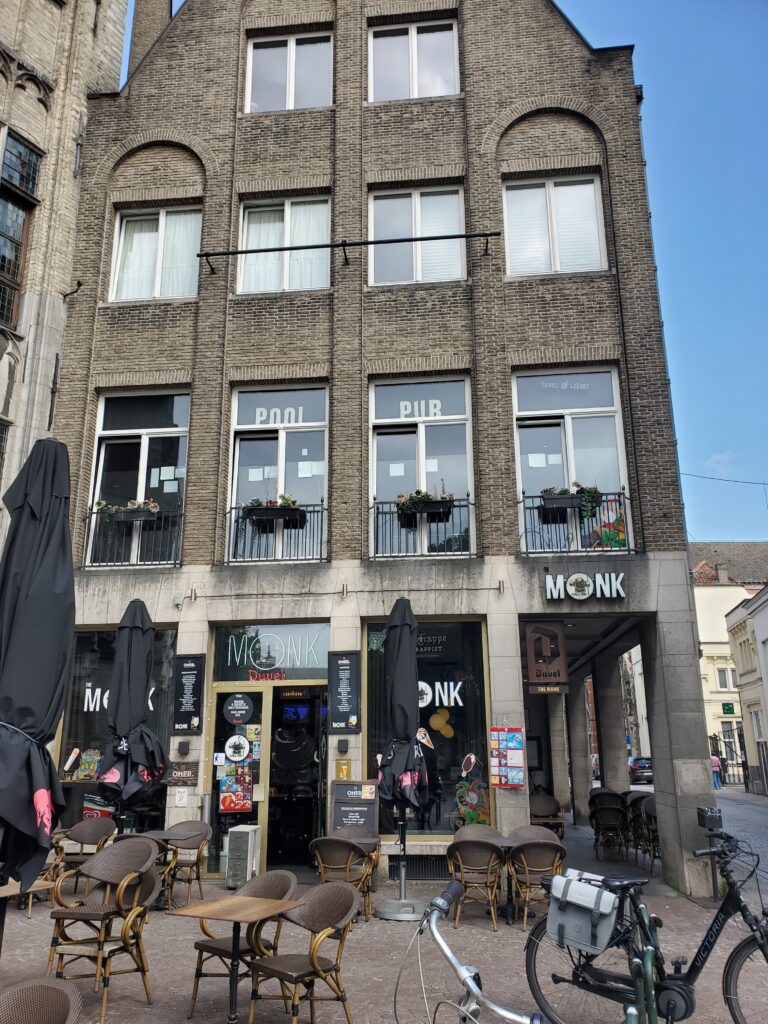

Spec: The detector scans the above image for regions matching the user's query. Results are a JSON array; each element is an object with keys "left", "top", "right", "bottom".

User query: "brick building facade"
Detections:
[{"left": 54, "top": 0, "right": 713, "bottom": 894}]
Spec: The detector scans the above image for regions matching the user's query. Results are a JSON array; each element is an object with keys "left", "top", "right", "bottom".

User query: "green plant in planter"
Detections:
[
  {"left": 540, "top": 486, "right": 572, "bottom": 497},
  {"left": 95, "top": 498, "right": 160, "bottom": 522},
  {"left": 395, "top": 489, "right": 434, "bottom": 515},
  {"left": 572, "top": 482, "right": 602, "bottom": 519}
]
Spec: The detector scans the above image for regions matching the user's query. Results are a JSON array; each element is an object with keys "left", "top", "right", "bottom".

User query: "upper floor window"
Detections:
[
  {"left": 516, "top": 369, "right": 629, "bottom": 553},
  {"left": 247, "top": 34, "right": 333, "bottom": 112},
  {"left": 2, "top": 133, "right": 42, "bottom": 198},
  {"left": 717, "top": 668, "right": 738, "bottom": 690},
  {"left": 504, "top": 177, "right": 606, "bottom": 277},
  {"left": 0, "top": 130, "right": 41, "bottom": 328},
  {"left": 87, "top": 393, "right": 189, "bottom": 567},
  {"left": 369, "top": 22, "right": 458, "bottom": 101},
  {"left": 111, "top": 209, "right": 202, "bottom": 301},
  {"left": 370, "top": 378, "right": 473, "bottom": 557},
  {"left": 369, "top": 188, "right": 464, "bottom": 285},
  {"left": 239, "top": 198, "right": 330, "bottom": 293},
  {"left": 229, "top": 388, "right": 327, "bottom": 563}
]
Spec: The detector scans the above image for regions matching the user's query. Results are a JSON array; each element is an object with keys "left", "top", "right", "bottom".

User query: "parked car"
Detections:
[{"left": 628, "top": 756, "right": 653, "bottom": 784}]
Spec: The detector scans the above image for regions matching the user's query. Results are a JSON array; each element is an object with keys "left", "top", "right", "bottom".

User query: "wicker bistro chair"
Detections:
[
  {"left": 639, "top": 796, "right": 661, "bottom": 874},
  {"left": 51, "top": 869, "right": 161, "bottom": 1024},
  {"left": 446, "top": 839, "right": 505, "bottom": 931},
  {"left": 333, "top": 825, "right": 381, "bottom": 872},
  {"left": 529, "top": 793, "right": 566, "bottom": 839},
  {"left": 53, "top": 819, "right": 117, "bottom": 892},
  {"left": 166, "top": 821, "right": 213, "bottom": 909},
  {"left": 0, "top": 978, "right": 83, "bottom": 1024},
  {"left": 452, "top": 824, "right": 504, "bottom": 843},
  {"left": 46, "top": 836, "right": 159, "bottom": 986},
  {"left": 309, "top": 837, "right": 375, "bottom": 922},
  {"left": 187, "top": 869, "right": 299, "bottom": 1019},
  {"left": 590, "top": 803, "right": 630, "bottom": 861},
  {"left": 247, "top": 881, "right": 359, "bottom": 1024},
  {"left": 509, "top": 839, "right": 565, "bottom": 931}
]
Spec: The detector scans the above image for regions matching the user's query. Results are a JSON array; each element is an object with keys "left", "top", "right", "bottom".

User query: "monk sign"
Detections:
[{"left": 545, "top": 571, "right": 626, "bottom": 601}]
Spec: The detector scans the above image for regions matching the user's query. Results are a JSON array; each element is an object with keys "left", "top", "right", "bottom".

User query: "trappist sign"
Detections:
[
  {"left": 545, "top": 571, "right": 626, "bottom": 601},
  {"left": 525, "top": 622, "right": 568, "bottom": 689}
]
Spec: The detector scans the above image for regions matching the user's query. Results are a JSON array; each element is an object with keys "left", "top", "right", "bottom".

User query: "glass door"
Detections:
[
  {"left": 89, "top": 439, "right": 141, "bottom": 564},
  {"left": 518, "top": 423, "right": 569, "bottom": 551}
]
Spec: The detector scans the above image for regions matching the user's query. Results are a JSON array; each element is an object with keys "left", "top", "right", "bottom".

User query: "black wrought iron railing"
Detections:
[
  {"left": 226, "top": 503, "right": 326, "bottom": 563},
  {"left": 371, "top": 495, "right": 474, "bottom": 558},
  {"left": 84, "top": 508, "right": 183, "bottom": 567},
  {"left": 521, "top": 489, "right": 631, "bottom": 554}
]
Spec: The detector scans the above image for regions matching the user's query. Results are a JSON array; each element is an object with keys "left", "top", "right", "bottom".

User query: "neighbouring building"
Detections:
[
  {"left": 728, "top": 584, "right": 768, "bottom": 796},
  {"left": 688, "top": 543, "right": 768, "bottom": 784},
  {"left": 54, "top": 0, "right": 715, "bottom": 894},
  {"left": 0, "top": 0, "right": 127, "bottom": 506}
]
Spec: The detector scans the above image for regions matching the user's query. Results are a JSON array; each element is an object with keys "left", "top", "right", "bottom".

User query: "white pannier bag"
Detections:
[{"left": 546, "top": 873, "right": 619, "bottom": 955}]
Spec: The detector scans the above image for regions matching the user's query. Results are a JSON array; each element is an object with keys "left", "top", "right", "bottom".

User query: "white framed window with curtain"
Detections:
[
  {"left": 368, "top": 21, "right": 459, "bottom": 101},
  {"left": 503, "top": 176, "right": 607, "bottom": 277},
  {"left": 238, "top": 198, "right": 331, "bottom": 293},
  {"left": 110, "top": 208, "right": 202, "bottom": 301},
  {"left": 369, "top": 187, "right": 465, "bottom": 285},
  {"left": 246, "top": 34, "right": 333, "bottom": 113}
]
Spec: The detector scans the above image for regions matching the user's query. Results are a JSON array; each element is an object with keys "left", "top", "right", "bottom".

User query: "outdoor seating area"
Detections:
[{"left": 587, "top": 788, "right": 660, "bottom": 872}]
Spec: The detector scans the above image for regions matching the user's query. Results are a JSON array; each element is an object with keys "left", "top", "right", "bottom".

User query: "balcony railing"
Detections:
[
  {"left": 85, "top": 508, "right": 183, "bottom": 567},
  {"left": 521, "top": 490, "right": 631, "bottom": 554},
  {"left": 226, "top": 503, "right": 326, "bottom": 563},
  {"left": 371, "top": 495, "right": 474, "bottom": 558}
]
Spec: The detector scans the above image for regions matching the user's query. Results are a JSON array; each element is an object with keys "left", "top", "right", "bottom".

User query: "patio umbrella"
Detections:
[
  {"left": 98, "top": 600, "right": 168, "bottom": 811},
  {"left": 375, "top": 597, "right": 432, "bottom": 921},
  {"left": 0, "top": 439, "right": 75, "bottom": 893}
]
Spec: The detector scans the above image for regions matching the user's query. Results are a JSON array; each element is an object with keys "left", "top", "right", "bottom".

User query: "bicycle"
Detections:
[
  {"left": 524, "top": 830, "right": 768, "bottom": 1024},
  {"left": 395, "top": 880, "right": 543, "bottom": 1024}
]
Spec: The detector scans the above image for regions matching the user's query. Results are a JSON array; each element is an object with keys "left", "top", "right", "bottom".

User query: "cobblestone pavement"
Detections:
[
  {"left": 717, "top": 789, "right": 768, "bottom": 877},
  {"left": 0, "top": 864, "right": 764, "bottom": 1024}
]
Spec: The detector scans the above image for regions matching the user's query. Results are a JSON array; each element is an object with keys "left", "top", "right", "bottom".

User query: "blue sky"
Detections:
[{"left": 119, "top": 1, "right": 767, "bottom": 541}]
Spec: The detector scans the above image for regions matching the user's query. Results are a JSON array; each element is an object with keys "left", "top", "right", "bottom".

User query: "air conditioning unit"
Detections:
[{"left": 226, "top": 824, "right": 262, "bottom": 889}]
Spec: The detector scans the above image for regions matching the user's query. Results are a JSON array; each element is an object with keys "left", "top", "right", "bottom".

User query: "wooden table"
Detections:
[{"left": 170, "top": 895, "right": 303, "bottom": 1024}]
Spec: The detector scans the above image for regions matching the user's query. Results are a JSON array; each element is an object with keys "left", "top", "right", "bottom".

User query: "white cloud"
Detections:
[{"left": 703, "top": 451, "right": 737, "bottom": 477}]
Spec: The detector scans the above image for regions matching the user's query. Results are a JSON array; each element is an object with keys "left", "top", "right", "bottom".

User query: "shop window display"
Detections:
[{"left": 366, "top": 620, "right": 489, "bottom": 834}]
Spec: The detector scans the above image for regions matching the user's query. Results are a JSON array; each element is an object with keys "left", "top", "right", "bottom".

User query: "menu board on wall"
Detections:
[
  {"left": 172, "top": 655, "right": 204, "bottom": 735},
  {"left": 489, "top": 727, "right": 526, "bottom": 788},
  {"left": 328, "top": 652, "right": 361, "bottom": 734},
  {"left": 331, "top": 781, "right": 379, "bottom": 832}
]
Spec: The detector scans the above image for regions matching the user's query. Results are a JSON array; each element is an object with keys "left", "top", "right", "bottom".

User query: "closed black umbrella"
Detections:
[
  {"left": 98, "top": 600, "right": 168, "bottom": 809},
  {"left": 0, "top": 439, "right": 75, "bottom": 891}
]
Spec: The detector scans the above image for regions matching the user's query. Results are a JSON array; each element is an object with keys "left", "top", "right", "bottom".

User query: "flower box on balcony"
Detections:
[
  {"left": 242, "top": 505, "right": 307, "bottom": 532},
  {"left": 538, "top": 492, "right": 581, "bottom": 525},
  {"left": 396, "top": 498, "right": 454, "bottom": 529},
  {"left": 111, "top": 507, "right": 158, "bottom": 523}
]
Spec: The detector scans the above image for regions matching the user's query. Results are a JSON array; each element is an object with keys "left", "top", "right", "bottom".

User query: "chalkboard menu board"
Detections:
[
  {"left": 328, "top": 651, "right": 361, "bottom": 734},
  {"left": 331, "top": 780, "right": 379, "bottom": 832},
  {"left": 172, "top": 655, "right": 204, "bottom": 735}
]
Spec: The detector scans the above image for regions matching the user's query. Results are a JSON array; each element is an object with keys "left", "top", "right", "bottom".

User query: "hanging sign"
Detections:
[
  {"left": 172, "top": 655, "right": 204, "bottom": 734},
  {"left": 525, "top": 622, "right": 569, "bottom": 692},
  {"left": 328, "top": 651, "right": 361, "bottom": 734},
  {"left": 166, "top": 762, "right": 199, "bottom": 787},
  {"left": 331, "top": 780, "right": 379, "bottom": 832},
  {"left": 489, "top": 727, "right": 526, "bottom": 788}
]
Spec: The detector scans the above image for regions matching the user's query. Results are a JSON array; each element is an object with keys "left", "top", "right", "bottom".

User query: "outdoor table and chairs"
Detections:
[
  {"left": 309, "top": 836, "right": 375, "bottom": 921},
  {"left": 507, "top": 835, "right": 566, "bottom": 930},
  {"left": 145, "top": 819, "right": 212, "bottom": 909},
  {"left": 445, "top": 838, "right": 505, "bottom": 930},
  {"left": 529, "top": 792, "right": 566, "bottom": 838},
  {"left": 171, "top": 892, "right": 304, "bottom": 1024}
]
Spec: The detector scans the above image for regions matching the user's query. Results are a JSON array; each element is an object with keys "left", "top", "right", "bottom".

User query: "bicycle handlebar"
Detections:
[
  {"left": 693, "top": 845, "right": 726, "bottom": 858},
  {"left": 425, "top": 885, "right": 543, "bottom": 1024}
]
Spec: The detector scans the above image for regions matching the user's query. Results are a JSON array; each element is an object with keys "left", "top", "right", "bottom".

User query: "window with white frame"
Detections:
[
  {"left": 111, "top": 209, "right": 202, "bottom": 301},
  {"left": 239, "top": 198, "right": 330, "bottom": 293},
  {"left": 247, "top": 34, "right": 333, "bottom": 112},
  {"left": 369, "top": 22, "right": 458, "bottom": 101},
  {"left": 370, "top": 378, "right": 473, "bottom": 555},
  {"left": 752, "top": 709, "right": 765, "bottom": 743},
  {"left": 515, "top": 369, "right": 629, "bottom": 551},
  {"left": 717, "top": 668, "right": 730, "bottom": 690},
  {"left": 369, "top": 188, "right": 464, "bottom": 285},
  {"left": 504, "top": 177, "right": 606, "bottom": 276}
]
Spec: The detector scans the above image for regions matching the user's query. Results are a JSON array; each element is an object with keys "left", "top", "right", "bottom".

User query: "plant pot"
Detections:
[
  {"left": 397, "top": 509, "right": 418, "bottom": 530},
  {"left": 577, "top": 492, "right": 603, "bottom": 520},
  {"left": 110, "top": 508, "right": 158, "bottom": 523},
  {"left": 541, "top": 493, "right": 582, "bottom": 510},
  {"left": 422, "top": 498, "right": 454, "bottom": 524},
  {"left": 241, "top": 506, "right": 307, "bottom": 533}
]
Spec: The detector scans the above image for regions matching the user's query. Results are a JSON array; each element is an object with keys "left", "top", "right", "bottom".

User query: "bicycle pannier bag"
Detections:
[{"left": 547, "top": 875, "right": 619, "bottom": 955}]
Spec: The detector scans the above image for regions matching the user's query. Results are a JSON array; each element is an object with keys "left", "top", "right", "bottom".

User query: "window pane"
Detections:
[
  {"left": 160, "top": 210, "right": 201, "bottom": 297},
  {"left": 554, "top": 180, "right": 602, "bottom": 272},
  {"left": 115, "top": 217, "right": 158, "bottom": 300},
  {"left": 250, "top": 41, "right": 288, "bottom": 112},
  {"left": 516, "top": 371, "right": 614, "bottom": 412},
  {"left": 419, "top": 190, "right": 462, "bottom": 281},
  {"left": 0, "top": 234, "right": 22, "bottom": 282},
  {"left": 237, "top": 389, "right": 326, "bottom": 427},
  {"left": 294, "top": 36, "right": 332, "bottom": 108},
  {"left": 288, "top": 200, "right": 330, "bottom": 290},
  {"left": 731, "top": 669, "right": 738, "bottom": 689},
  {"left": 416, "top": 24, "right": 456, "bottom": 97},
  {"left": 518, "top": 424, "right": 566, "bottom": 493},
  {"left": 242, "top": 207, "right": 283, "bottom": 292},
  {"left": 372, "top": 194, "right": 413, "bottom": 284},
  {"left": 284, "top": 430, "right": 325, "bottom": 504},
  {"left": 372, "top": 29, "right": 410, "bottom": 101},
  {"left": 103, "top": 394, "right": 190, "bottom": 430},
  {"left": 2, "top": 135, "right": 41, "bottom": 196},
  {"left": 236, "top": 437, "right": 279, "bottom": 504},
  {"left": 505, "top": 184, "right": 551, "bottom": 275},
  {"left": 145, "top": 435, "right": 187, "bottom": 509},
  {"left": 717, "top": 669, "right": 729, "bottom": 690},
  {"left": 571, "top": 416, "right": 621, "bottom": 492},
  {"left": 375, "top": 430, "right": 417, "bottom": 500},
  {"left": 425, "top": 423, "right": 467, "bottom": 496},
  {"left": 374, "top": 380, "right": 466, "bottom": 420},
  {"left": 97, "top": 441, "right": 141, "bottom": 504},
  {"left": 0, "top": 198, "right": 26, "bottom": 243},
  {"left": 0, "top": 282, "right": 16, "bottom": 325}
]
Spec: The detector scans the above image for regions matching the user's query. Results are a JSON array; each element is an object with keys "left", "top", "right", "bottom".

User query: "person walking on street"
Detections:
[{"left": 711, "top": 752, "right": 723, "bottom": 790}]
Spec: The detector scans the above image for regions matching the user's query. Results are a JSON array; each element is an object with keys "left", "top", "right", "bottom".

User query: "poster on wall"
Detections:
[
  {"left": 172, "top": 655, "right": 204, "bottom": 734},
  {"left": 328, "top": 651, "right": 361, "bottom": 734},
  {"left": 489, "top": 727, "right": 526, "bottom": 788},
  {"left": 219, "top": 766, "right": 252, "bottom": 812}
]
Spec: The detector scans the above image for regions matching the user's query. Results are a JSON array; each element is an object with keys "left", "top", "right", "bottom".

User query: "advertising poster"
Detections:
[
  {"left": 489, "top": 727, "right": 526, "bottom": 788},
  {"left": 219, "top": 766, "right": 252, "bottom": 812}
]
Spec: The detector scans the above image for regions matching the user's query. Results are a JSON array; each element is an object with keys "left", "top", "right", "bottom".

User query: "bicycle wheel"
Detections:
[
  {"left": 525, "top": 916, "right": 634, "bottom": 1024},
  {"left": 723, "top": 934, "right": 768, "bottom": 1024}
]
